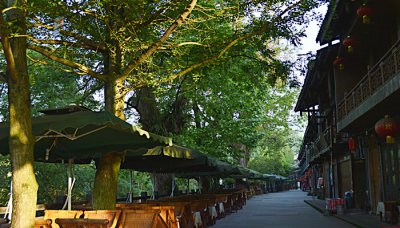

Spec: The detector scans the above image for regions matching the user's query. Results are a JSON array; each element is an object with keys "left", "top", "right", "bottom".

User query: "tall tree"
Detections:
[
  {"left": 0, "top": 0, "right": 38, "bottom": 227},
  {"left": 24, "top": 0, "right": 323, "bottom": 209}
]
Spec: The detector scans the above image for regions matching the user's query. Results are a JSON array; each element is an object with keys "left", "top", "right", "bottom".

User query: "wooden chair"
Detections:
[
  {"left": 0, "top": 219, "right": 10, "bottom": 228},
  {"left": 35, "top": 210, "right": 83, "bottom": 228},
  {"left": 384, "top": 201, "right": 399, "bottom": 224},
  {"left": 190, "top": 201, "right": 208, "bottom": 228},
  {"left": 55, "top": 218, "right": 109, "bottom": 228},
  {"left": 83, "top": 210, "right": 121, "bottom": 228},
  {"left": 117, "top": 205, "right": 176, "bottom": 228},
  {"left": 224, "top": 195, "right": 233, "bottom": 214},
  {"left": 118, "top": 209, "right": 168, "bottom": 228},
  {"left": 34, "top": 218, "right": 52, "bottom": 228},
  {"left": 157, "top": 202, "right": 193, "bottom": 228}
]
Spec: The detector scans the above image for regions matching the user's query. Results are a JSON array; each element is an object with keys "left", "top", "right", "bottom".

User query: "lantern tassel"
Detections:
[
  {"left": 386, "top": 136, "right": 395, "bottom": 144},
  {"left": 348, "top": 45, "right": 353, "bottom": 53},
  {"left": 363, "top": 15, "right": 370, "bottom": 24}
]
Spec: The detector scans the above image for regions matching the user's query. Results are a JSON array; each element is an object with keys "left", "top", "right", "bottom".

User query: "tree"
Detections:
[
  {"left": 22, "top": 0, "right": 323, "bottom": 209},
  {"left": 0, "top": 0, "right": 38, "bottom": 226}
]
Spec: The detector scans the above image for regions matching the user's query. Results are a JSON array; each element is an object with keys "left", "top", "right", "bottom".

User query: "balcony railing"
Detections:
[
  {"left": 298, "top": 159, "right": 308, "bottom": 176},
  {"left": 337, "top": 40, "right": 400, "bottom": 121},
  {"left": 310, "top": 127, "right": 333, "bottom": 161}
]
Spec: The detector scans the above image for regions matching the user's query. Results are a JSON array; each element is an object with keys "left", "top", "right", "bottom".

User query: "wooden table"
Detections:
[{"left": 55, "top": 218, "right": 109, "bottom": 228}]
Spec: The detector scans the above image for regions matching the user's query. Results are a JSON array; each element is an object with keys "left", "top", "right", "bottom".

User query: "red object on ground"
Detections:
[{"left": 326, "top": 198, "right": 345, "bottom": 213}]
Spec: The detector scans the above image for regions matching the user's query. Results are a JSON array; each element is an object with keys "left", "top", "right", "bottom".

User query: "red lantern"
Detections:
[
  {"left": 357, "top": 4, "right": 374, "bottom": 24},
  {"left": 348, "top": 137, "right": 356, "bottom": 152},
  {"left": 333, "top": 56, "right": 345, "bottom": 71},
  {"left": 343, "top": 36, "right": 356, "bottom": 53},
  {"left": 375, "top": 115, "right": 400, "bottom": 144}
]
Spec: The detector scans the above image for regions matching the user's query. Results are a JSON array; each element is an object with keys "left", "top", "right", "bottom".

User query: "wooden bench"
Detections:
[
  {"left": 383, "top": 201, "right": 399, "bottom": 224},
  {"left": 35, "top": 210, "right": 83, "bottom": 228},
  {"left": 55, "top": 218, "right": 109, "bottom": 228},
  {"left": 83, "top": 210, "right": 121, "bottom": 228},
  {"left": 117, "top": 209, "right": 168, "bottom": 228},
  {"left": 116, "top": 204, "right": 177, "bottom": 228}
]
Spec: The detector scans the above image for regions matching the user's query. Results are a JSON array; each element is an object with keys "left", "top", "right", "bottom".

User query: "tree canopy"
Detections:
[{"left": 0, "top": 0, "right": 325, "bottom": 223}]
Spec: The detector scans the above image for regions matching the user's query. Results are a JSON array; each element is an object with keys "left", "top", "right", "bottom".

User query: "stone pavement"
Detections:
[
  {"left": 304, "top": 198, "right": 400, "bottom": 228},
  {"left": 213, "top": 190, "right": 355, "bottom": 228}
]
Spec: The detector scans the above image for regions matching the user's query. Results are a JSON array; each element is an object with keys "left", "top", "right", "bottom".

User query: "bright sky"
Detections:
[
  {"left": 295, "top": 4, "right": 328, "bottom": 85},
  {"left": 298, "top": 4, "right": 328, "bottom": 56}
]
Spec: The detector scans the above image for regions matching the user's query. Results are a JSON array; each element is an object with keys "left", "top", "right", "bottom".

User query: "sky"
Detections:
[
  {"left": 298, "top": 4, "right": 329, "bottom": 59},
  {"left": 292, "top": 3, "right": 329, "bottom": 88}
]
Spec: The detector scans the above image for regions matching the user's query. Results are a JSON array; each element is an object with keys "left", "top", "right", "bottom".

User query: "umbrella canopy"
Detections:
[
  {"left": 121, "top": 145, "right": 210, "bottom": 172},
  {"left": 173, "top": 158, "right": 240, "bottom": 178},
  {"left": 228, "top": 166, "right": 263, "bottom": 179},
  {"left": 121, "top": 145, "right": 238, "bottom": 175},
  {"left": 0, "top": 109, "right": 172, "bottom": 163}
]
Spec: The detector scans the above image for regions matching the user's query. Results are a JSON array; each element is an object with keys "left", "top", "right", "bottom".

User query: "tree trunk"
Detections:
[
  {"left": 2, "top": 1, "right": 39, "bottom": 226},
  {"left": 92, "top": 78, "right": 126, "bottom": 210},
  {"left": 135, "top": 88, "right": 166, "bottom": 134},
  {"left": 91, "top": 1, "right": 127, "bottom": 208},
  {"left": 92, "top": 152, "right": 123, "bottom": 209},
  {"left": 151, "top": 173, "right": 173, "bottom": 197}
]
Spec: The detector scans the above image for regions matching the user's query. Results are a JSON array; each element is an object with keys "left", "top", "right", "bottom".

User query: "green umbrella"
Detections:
[
  {"left": 173, "top": 157, "right": 240, "bottom": 178},
  {"left": 120, "top": 144, "right": 240, "bottom": 175},
  {"left": 0, "top": 107, "right": 172, "bottom": 210},
  {"left": 0, "top": 109, "right": 172, "bottom": 163},
  {"left": 120, "top": 145, "right": 211, "bottom": 173}
]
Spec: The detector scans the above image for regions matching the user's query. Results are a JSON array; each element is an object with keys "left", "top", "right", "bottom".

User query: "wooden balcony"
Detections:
[
  {"left": 337, "top": 40, "right": 400, "bottom": 123},
  {"left": 310, "top": 127, "right": 333, "bottom": 162}
]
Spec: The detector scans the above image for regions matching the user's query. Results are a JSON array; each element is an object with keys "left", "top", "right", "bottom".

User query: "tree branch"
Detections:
[
  {"left": 160, "top": 34, "right": 251, "bottom": 84},
  {"left": 0, "top": 11, "right": 18, "bottom": 82},
  {"left": 119, "top": 0, "right": 198, "bottom": 80},
  {"left": 154, "top": 0, "right": 310, "bottom": 85},
  {"left": 30, "top": 18, "right": 107, "bottom": 52},
  {"left": 28, "top": 36, "right": 106, "bottom": 53},
  {"left": 27, "top": 44, "right": 107, "bottom": 81}
]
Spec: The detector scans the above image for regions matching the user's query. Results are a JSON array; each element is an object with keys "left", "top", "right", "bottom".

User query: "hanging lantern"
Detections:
[
  {"left": 343, "top": 36, "right": 356, "bottom": 53},
  {"left": 348, "top": 137, "right": 357, "bottom": 152},
  {"left": 333, "top": 56, "right": 345, "bottom": 70},
  {"left": 357, "top": 4, "right": 374, "bottom": 24},
  {"left": 375, "top": 115, "right": 400, "bottom": 144}
]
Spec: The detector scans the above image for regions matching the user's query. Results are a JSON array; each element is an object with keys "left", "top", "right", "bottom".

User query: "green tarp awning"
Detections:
[
  {"left": 0, "top": 110, "right": 172, "bottom": 163},
  {"left": 121, "top": 146, "right": 237, "bottom": 174}
]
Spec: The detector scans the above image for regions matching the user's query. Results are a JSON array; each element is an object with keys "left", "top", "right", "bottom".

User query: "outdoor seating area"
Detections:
[
  {"left": 32, "top": 189, "right": 250, "bottom": 228},
  {"left": 0, "top": 107, "right": 287, "bottom": 227}
]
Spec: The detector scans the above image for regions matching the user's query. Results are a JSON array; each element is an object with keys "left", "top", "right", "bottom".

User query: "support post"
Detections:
[
  {"left": 187, "top": 178, "right": 190, "bottom": 195},
  {"left": 67, "top": 159, "right": 73, "bottom": 210}
]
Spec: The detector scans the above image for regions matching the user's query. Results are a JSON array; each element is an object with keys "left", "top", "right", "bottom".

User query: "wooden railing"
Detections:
[
  {"left": 299, "top": 158, "right": 308, "bottom": 175},
  {"left": 310, "top": 127, "right": 333, "bottom": 161},
  {"left": 337, "top": 40, "right": 400, "bottom": 121}
]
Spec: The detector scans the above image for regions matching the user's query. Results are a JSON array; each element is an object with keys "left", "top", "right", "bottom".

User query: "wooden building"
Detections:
[{"left": 296, "top": 0, "right": 400, "bottom": 214}]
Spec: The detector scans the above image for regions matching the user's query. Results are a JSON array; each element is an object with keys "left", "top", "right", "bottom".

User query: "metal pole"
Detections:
[
  {"left": 187, "top": 178, "right": 190, "bottom": 195},
  {"left": 67, "top": 159, "right": 73, "bottom": 210},
  {"left": 151, "top": 173, "right": 156, "bottom": 200},
  {"left": 330, "top": 151, "right": 334, "bottom": 198},
  {"left": 128, "top": 170, "right": 133, "bottom": 203},
  {"left": 4, "top": 180, "right": 12, "bottom": 220},
  {"left": 170, "top": 175, "right": 175, "bottom": 197}
]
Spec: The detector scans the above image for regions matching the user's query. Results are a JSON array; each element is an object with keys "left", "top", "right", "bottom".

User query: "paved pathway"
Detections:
[{"left": 214, "top": 190, "right": 355, "bottom": 228}]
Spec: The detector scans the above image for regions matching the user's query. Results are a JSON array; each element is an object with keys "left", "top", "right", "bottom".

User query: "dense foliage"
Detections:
[{"left": 0, "top": 0, "right": 325, "bottom": 213}]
